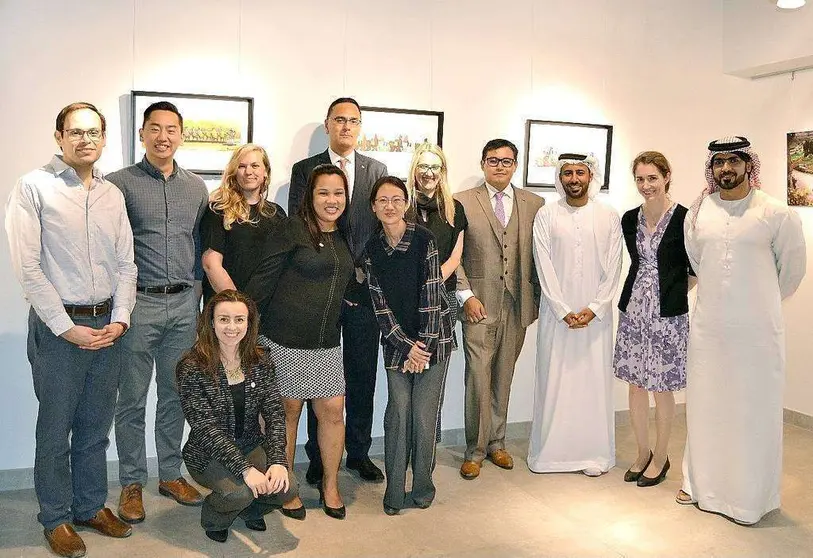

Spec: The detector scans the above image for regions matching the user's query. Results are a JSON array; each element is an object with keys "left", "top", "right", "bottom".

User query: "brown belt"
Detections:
[{"left": 64, "top": 299, "right": 112, "bottom": 318}]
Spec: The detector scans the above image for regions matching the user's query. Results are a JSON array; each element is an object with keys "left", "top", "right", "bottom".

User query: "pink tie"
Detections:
[
  {"left": 338, "top": 158, "right": 348, "bottom": 175},
  {"left": 494, "top": 191, "right": 506, "bottom": 227}
]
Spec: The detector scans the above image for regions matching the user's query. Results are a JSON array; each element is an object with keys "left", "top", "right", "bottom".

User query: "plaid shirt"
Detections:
[{"left": 365, "top": 222, "right": 455, "bottom": 371}]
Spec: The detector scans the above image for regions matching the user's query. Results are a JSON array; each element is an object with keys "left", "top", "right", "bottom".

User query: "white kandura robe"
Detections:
[
  {"left": 682, "top": 189, "right": 806, "bottom": 524},
  {"left": 528, "top": 200, "right": 623, "bottom": 473}
]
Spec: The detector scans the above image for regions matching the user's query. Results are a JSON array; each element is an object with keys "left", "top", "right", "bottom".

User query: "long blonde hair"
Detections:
[
  {"left": 210, "top": 144, "right": 277, "bottom": 230},
  {"left": 406, "top": 143, "right": 455, "bottom": 225}
]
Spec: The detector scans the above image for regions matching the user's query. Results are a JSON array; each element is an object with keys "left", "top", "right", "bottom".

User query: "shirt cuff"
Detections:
[
  {"left": 47, "top": 313, "right": 76, "bottom": 338},
  {"left": 587, "top": 302, "right": 603, "bottom": 321},
  {"left": 111, "top": 307, "right": 131, "bottom": 329},
  {"left": 456, "top": 289, "right": 475, "bottom": 305}
]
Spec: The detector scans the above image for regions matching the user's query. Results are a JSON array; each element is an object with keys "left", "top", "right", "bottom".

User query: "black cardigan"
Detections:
[{"left": 618, "top": 204, "right": 693, "bottom": 317}]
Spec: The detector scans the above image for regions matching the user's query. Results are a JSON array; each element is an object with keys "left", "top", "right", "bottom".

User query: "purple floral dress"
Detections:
[{"left": 613, "top": 205, "right": 688, "bottom": 391}]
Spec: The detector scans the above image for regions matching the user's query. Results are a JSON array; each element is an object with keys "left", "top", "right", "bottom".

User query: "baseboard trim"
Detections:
[{"left": 1, "top": 406, "right": 809, "bottom": 492}]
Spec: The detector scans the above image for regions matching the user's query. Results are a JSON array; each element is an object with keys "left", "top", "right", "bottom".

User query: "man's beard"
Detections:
[
  {"left": 565, "top": 183, "right": 589, "bottom": 199},
  {"left": 715, "top": 171, "right": 746, "bottom": 190}
]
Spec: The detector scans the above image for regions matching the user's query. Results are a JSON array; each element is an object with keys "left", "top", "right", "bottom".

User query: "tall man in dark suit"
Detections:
[
  {"left": 455, "top": 139, "right": 544, "bottom": 480},
  {"left": 288, "top": 98, "right": 388, "bottom": 484}
]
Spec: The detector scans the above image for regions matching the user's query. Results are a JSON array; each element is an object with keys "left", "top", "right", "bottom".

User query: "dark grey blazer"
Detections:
[{"left": 288, "top": 150, "right": 387, "bottom": 304}]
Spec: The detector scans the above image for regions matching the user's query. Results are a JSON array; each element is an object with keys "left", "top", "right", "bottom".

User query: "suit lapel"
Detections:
[
  {"left": 474, "top": 185, "right": 503, "bottom": 243},
  {"left": 515, "top": 187, "right": 531, "bottom": 248}
]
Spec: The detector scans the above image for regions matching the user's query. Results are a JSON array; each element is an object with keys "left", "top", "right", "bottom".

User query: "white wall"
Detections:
[{"left": 0, "top": 0, "right": 770, "bottom": 475}]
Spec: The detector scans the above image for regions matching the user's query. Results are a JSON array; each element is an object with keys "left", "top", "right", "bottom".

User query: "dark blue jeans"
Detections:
[{"left": 28, "top": 308, "right": 119, "bottom": 530}]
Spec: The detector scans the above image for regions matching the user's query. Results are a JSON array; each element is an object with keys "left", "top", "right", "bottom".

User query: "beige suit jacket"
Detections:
[{"left": 455, "top": 184, "right": 545, "bottom": 328}]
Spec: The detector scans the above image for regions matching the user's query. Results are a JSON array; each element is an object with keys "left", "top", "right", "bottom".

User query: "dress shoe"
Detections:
[
  {"left": 118, "top": 483, "right": 145, "bottom": 523},
  {"left": 383, "top": 504, "right": 400, "bottom": 516},
  {"left": 244, "top": 518, "right": 266, "bottom": 531},
  {"left": 205, "top": 529, "right": 228, "bottom": 543},
  {"left": 637, "top": 457, "right": 670, "bottom": 487},
  {"left": 280, "top": 504, "right": 307, "bottom": 520},
  {"left": 459, "top": 460, "right": 481, "bottom": 480},
  {"left": 44, "top": 524, "right": 86, "bottom": 558},
  {"left": 317, "top": 481, "right": 346, "bottom": 520},
  {"left": 346, "top": 457, "right": 384, "bottom": 482},
  {"left": 675, "top": 489, "right": 696, "bottom": 505},
  {"left": 624, "top": 451, "right": 653, "bottom": 483},
  {"left": 305, "top": 461, "right": 323, "bottom": 485},
  {"left": 74, "top": 507, "right": 132, "bottom": 538},
  {"left": 413, "top": 500, "right": 432, "bottom": 510},
  {"left": 159, "top": 477, "right": 204, "bottom": 506},
  {"left": 487, "top": 449, "right": 514, "bottom": 470}
]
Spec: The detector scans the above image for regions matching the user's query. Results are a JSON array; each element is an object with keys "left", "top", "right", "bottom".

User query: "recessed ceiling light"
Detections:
[{"left": 777, "top": 0, "right": 805, "bottom": 9}]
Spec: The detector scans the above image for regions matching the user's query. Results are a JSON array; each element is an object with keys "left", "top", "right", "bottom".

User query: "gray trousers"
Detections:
[
  {"left": 115, "top": 288, "right": 198, "bottom": 486},
  {"left": 383, "top": 358, "right": 448, "bottom": 510},
  {"left": 188, "top": 445, "right": 299, "bottom": 531},
  {"left": 27, "top": 308, "right": 119, "bottom": 530},
  {"left": 461, "top": 291, "right": 527, "bottom": 462}
]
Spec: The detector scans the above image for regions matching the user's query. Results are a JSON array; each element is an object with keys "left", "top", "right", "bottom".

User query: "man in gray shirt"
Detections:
[
  {"left": 6, "top": 102, "right": 138, "bottom": 557},
  {"left": 107, "top": 101, "right": 208, "bottom": 523}
]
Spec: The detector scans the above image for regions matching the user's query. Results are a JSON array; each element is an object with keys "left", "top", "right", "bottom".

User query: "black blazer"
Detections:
[
  {"left": 177, "top": 351, "right": 288, "bottom": 477},
  {"left": 288, "top": 150, "right": 388, "bottom": 304},
  {"left": 618, "top": 204, "right": 693, "bottom": 317}
]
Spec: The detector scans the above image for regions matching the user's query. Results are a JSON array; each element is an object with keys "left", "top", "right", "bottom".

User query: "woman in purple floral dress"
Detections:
[{"left": 613, "top": 151, "right": 693, "bottom": 488}]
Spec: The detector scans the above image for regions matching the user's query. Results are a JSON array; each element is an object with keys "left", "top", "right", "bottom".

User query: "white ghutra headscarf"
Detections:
[{"left": 554, "top": 153, "right": 604, "bottom": 199}]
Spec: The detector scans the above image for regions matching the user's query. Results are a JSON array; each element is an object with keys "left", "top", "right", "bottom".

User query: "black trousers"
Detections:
[{"left": 305, "top": 300, "right": 380, "bottom": 467}]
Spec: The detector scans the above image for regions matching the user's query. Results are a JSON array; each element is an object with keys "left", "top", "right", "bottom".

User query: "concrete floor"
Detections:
[{"left": 1, "top": 418, "right": 812, "bottom": 558}]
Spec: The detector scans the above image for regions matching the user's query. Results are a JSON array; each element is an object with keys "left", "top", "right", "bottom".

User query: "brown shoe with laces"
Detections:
[
  {"left": 118, "top": 483, "right": 145, "bottom": 523},
  {"left": 74, "top": 507, "right": 132, "bottom": 538},
  {"left": 44, "top": 523, "right": 86, "bottom": 558},
  {"left": 158, "top": 477, "right": 204, "bottom": 506}
]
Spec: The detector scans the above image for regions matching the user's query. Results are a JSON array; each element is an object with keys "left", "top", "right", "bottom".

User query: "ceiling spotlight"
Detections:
[{"left": 777, "top": 0, "right": 805, "bottom": 9}]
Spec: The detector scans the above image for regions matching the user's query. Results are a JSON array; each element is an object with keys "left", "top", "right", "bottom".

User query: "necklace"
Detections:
[{"left": 221, "top": 355, "right": 243, "bottom": 384}]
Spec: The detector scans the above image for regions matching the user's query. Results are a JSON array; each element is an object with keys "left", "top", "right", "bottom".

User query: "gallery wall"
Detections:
[{"left": 1, "top": 0, "right": 804, "bottom": 479}]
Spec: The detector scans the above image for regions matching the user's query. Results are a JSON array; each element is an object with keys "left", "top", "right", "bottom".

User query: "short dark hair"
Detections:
[
  {"left": 481, "top": 139, "right": 518, "bottom": 162},
  {"left": 370, "top": 176, "right": 408, "bottom": 206},
  {"left": 143, "top": 101, "right": 184, "bottom": 129},
  {"left": 55, "top": 102, "right": 106, "bottom": 133},
  {"left": 326, "top": 97, "right": 361, "bottom": 119},
  {"left": 298, "top": 164, "right": 349, "bottom": 249}
]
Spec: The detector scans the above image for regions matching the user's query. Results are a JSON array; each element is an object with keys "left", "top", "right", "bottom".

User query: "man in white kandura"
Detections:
[
  {"left": 677, "top": 136, "right": 806, "bottom": 525},
  {"left": 528, "top": 153, "right": 622, "bottom": 477}
]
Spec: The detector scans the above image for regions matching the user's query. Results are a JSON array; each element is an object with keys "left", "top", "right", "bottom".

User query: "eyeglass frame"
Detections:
[
  {"left": 374, "top": 196, "right": 407, "bottom": 208},
  {"left": 484, "top": 157, "right": 516, "bottom": 168},
  {"left": 416, "top": 163, "right": 443, "bottom": 173},
  {"left": 330, "top": 116, "right": 362, "bottom": 127},
  {"left": 62, "top": 128, "right": 104, "bottom": 142}
]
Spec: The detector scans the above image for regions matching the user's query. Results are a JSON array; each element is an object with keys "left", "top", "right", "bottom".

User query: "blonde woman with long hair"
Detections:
[
  {"left": 406, "top": 143, "right": 466, "bottom": 442},
  {"left": 200, "top": 144, "right": 286, "bottom": 303}
]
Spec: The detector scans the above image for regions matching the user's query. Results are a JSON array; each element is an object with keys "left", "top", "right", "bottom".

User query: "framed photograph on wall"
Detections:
[
  {"left": 787, "top": 130, "right": 813, "bottom": 207},
  {"left": 131, "top": 91, "right": 254, "bottom": 175},
  {"left": 357, "top": 106, "right": 444, "bottom": 180},
  {"left": 523, "top": 120, "right": 613, "bottom": 191}
]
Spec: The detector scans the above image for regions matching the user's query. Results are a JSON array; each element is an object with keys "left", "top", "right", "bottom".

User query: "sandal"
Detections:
[{"left": 675, "top": 489, "right": 695, "bottom": 505}]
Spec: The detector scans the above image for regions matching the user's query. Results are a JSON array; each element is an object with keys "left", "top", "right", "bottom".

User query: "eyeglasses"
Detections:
[
  {"left": 417, "top": 164, "right": 442, "bottom": 173},
  {"left": 374, "top": 197, "right": 407, "bottom": 208},
  {"left": 331, "top": 116, "right": 361, "bottom": 127},
  {"left": 63, "top": 128, "right": 103, "bottom": 142},
  {"left": 485, "top": 157, "right": 516, "bottom": 168},
  {"left": 711, "top": 156, "right": 745, "bottom": 169}
]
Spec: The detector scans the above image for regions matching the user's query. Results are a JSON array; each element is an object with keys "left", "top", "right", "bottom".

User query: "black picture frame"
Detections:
[
  {"left": 131, "top": 90, "right": 254, "bottom": 175},
  {"left": 523, "top": 119, "right": 613, "bottom": 191}
]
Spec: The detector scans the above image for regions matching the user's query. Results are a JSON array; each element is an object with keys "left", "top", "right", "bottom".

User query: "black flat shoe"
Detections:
[
  {"left": 244, "top": 518, "right": 266, "bottom": 531},
  {"left": 346, "top": 457, "right": 385, "bottom": 483},
  {"left": 637, "top": 457, "right": 670, "bottom": 487},
  {"left": 305, "top": 461, "right": 323, "bottom": 485},
  {"left": 383, "top": 505, "right": 400, "bottom": 516},
  {"left": 317, "top": 481, "right": 347, "bottom": 520},
  {"left": 280, "top": 505, "right": 306, "bottom": 521},
  {"left": 624, "top": 451, "right": 653, "bottom": 483},
  {"left": 205, "top": 529, "right": 228, "bottom": 543}
]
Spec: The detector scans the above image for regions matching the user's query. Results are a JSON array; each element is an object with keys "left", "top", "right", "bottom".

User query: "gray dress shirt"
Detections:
[
  {"left": 5, "top": 155, "right": 138, "bottom": 336},
  {"left": 107, "top": 157, "right": 208, "bottom": 287}
]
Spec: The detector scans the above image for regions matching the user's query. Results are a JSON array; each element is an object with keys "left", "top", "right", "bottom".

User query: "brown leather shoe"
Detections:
[
  {"left": 74, "top": 507, "right": 132, "bottom": 538},
  {"left": 158, "top": 477, "right": 204, "bottom": 506},
  {"left": 118, "top": 483, "right": 145, "bottom": 523},
  {"left": 487, "top": 449, "right": 514, "bottom": 470},
  {"left": 44, "top": 524, "right": 86, "bottom": 558},
  {"left": 460, "top": 460, "right": 481, "bottom": 479}
]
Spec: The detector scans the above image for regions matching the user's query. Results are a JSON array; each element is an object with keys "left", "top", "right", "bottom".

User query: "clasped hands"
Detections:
[
  {"left": 563, "top": 308, "right": 596, "bottom": 329},
  {"left": 403, "top": 341, "right": 431, "bottom": 373},
  {"left": 61, "top": 323, "right": 126, "bottom": 350},
  {"left": 242, "top": 464, "right": 289, "bottom": 499}
]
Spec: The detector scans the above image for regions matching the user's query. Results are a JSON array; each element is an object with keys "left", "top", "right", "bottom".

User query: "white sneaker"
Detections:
[{"left": 582, "top": 468, "right": 603, "bottom": 477}]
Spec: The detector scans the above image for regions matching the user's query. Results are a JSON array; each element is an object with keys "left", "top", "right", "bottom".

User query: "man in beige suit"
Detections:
[{"left": 455, "top": 138, "right": 544, "bottom": 479}]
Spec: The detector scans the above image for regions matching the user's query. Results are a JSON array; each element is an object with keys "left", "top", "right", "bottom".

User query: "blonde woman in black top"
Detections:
[
  {"left": 176, "top": 290, "right": 297, "bottom": 543},
  {"left": 245, "top": 164, "right": 353, "bottom": 520}
]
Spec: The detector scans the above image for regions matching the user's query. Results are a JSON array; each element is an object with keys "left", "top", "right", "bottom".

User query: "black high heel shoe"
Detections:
[
  {"left": 624, "top": 450, "right": 653, "bottom": 483},
  {"left": 637, "top": 456, "right": 670, "bottom": 487},
  {"left": 280, "top": 505, "right": 306, "bottom": 520},
  {"left": 317, "top": 481, "right": 346, "bottom": 520}
]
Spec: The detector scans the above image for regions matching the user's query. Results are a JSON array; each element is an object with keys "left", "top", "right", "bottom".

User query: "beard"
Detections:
[
  {"left": 565, "top": 182, "right": 589, "bottom": 199},
  {"left": 714, "top": 170, "right": 747, "bottom": 190}
]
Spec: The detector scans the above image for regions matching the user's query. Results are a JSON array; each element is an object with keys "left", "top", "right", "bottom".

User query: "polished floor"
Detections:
[{"left": 1, "top": 418, "right": 812, "bottom": 558}]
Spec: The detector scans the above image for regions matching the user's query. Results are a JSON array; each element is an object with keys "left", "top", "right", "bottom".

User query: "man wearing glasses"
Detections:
[
  {"left": 6, "top": 102, "right": 138, "bottom": 557},
  {"left": 455, "top": 139, "right": 544, "bottom": 480},
  {"left": 107, "top": 101, "right": 208, "bottom": 523},
  {"left": 288, "top": 98, "right": 388, "bottom": 485}
]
